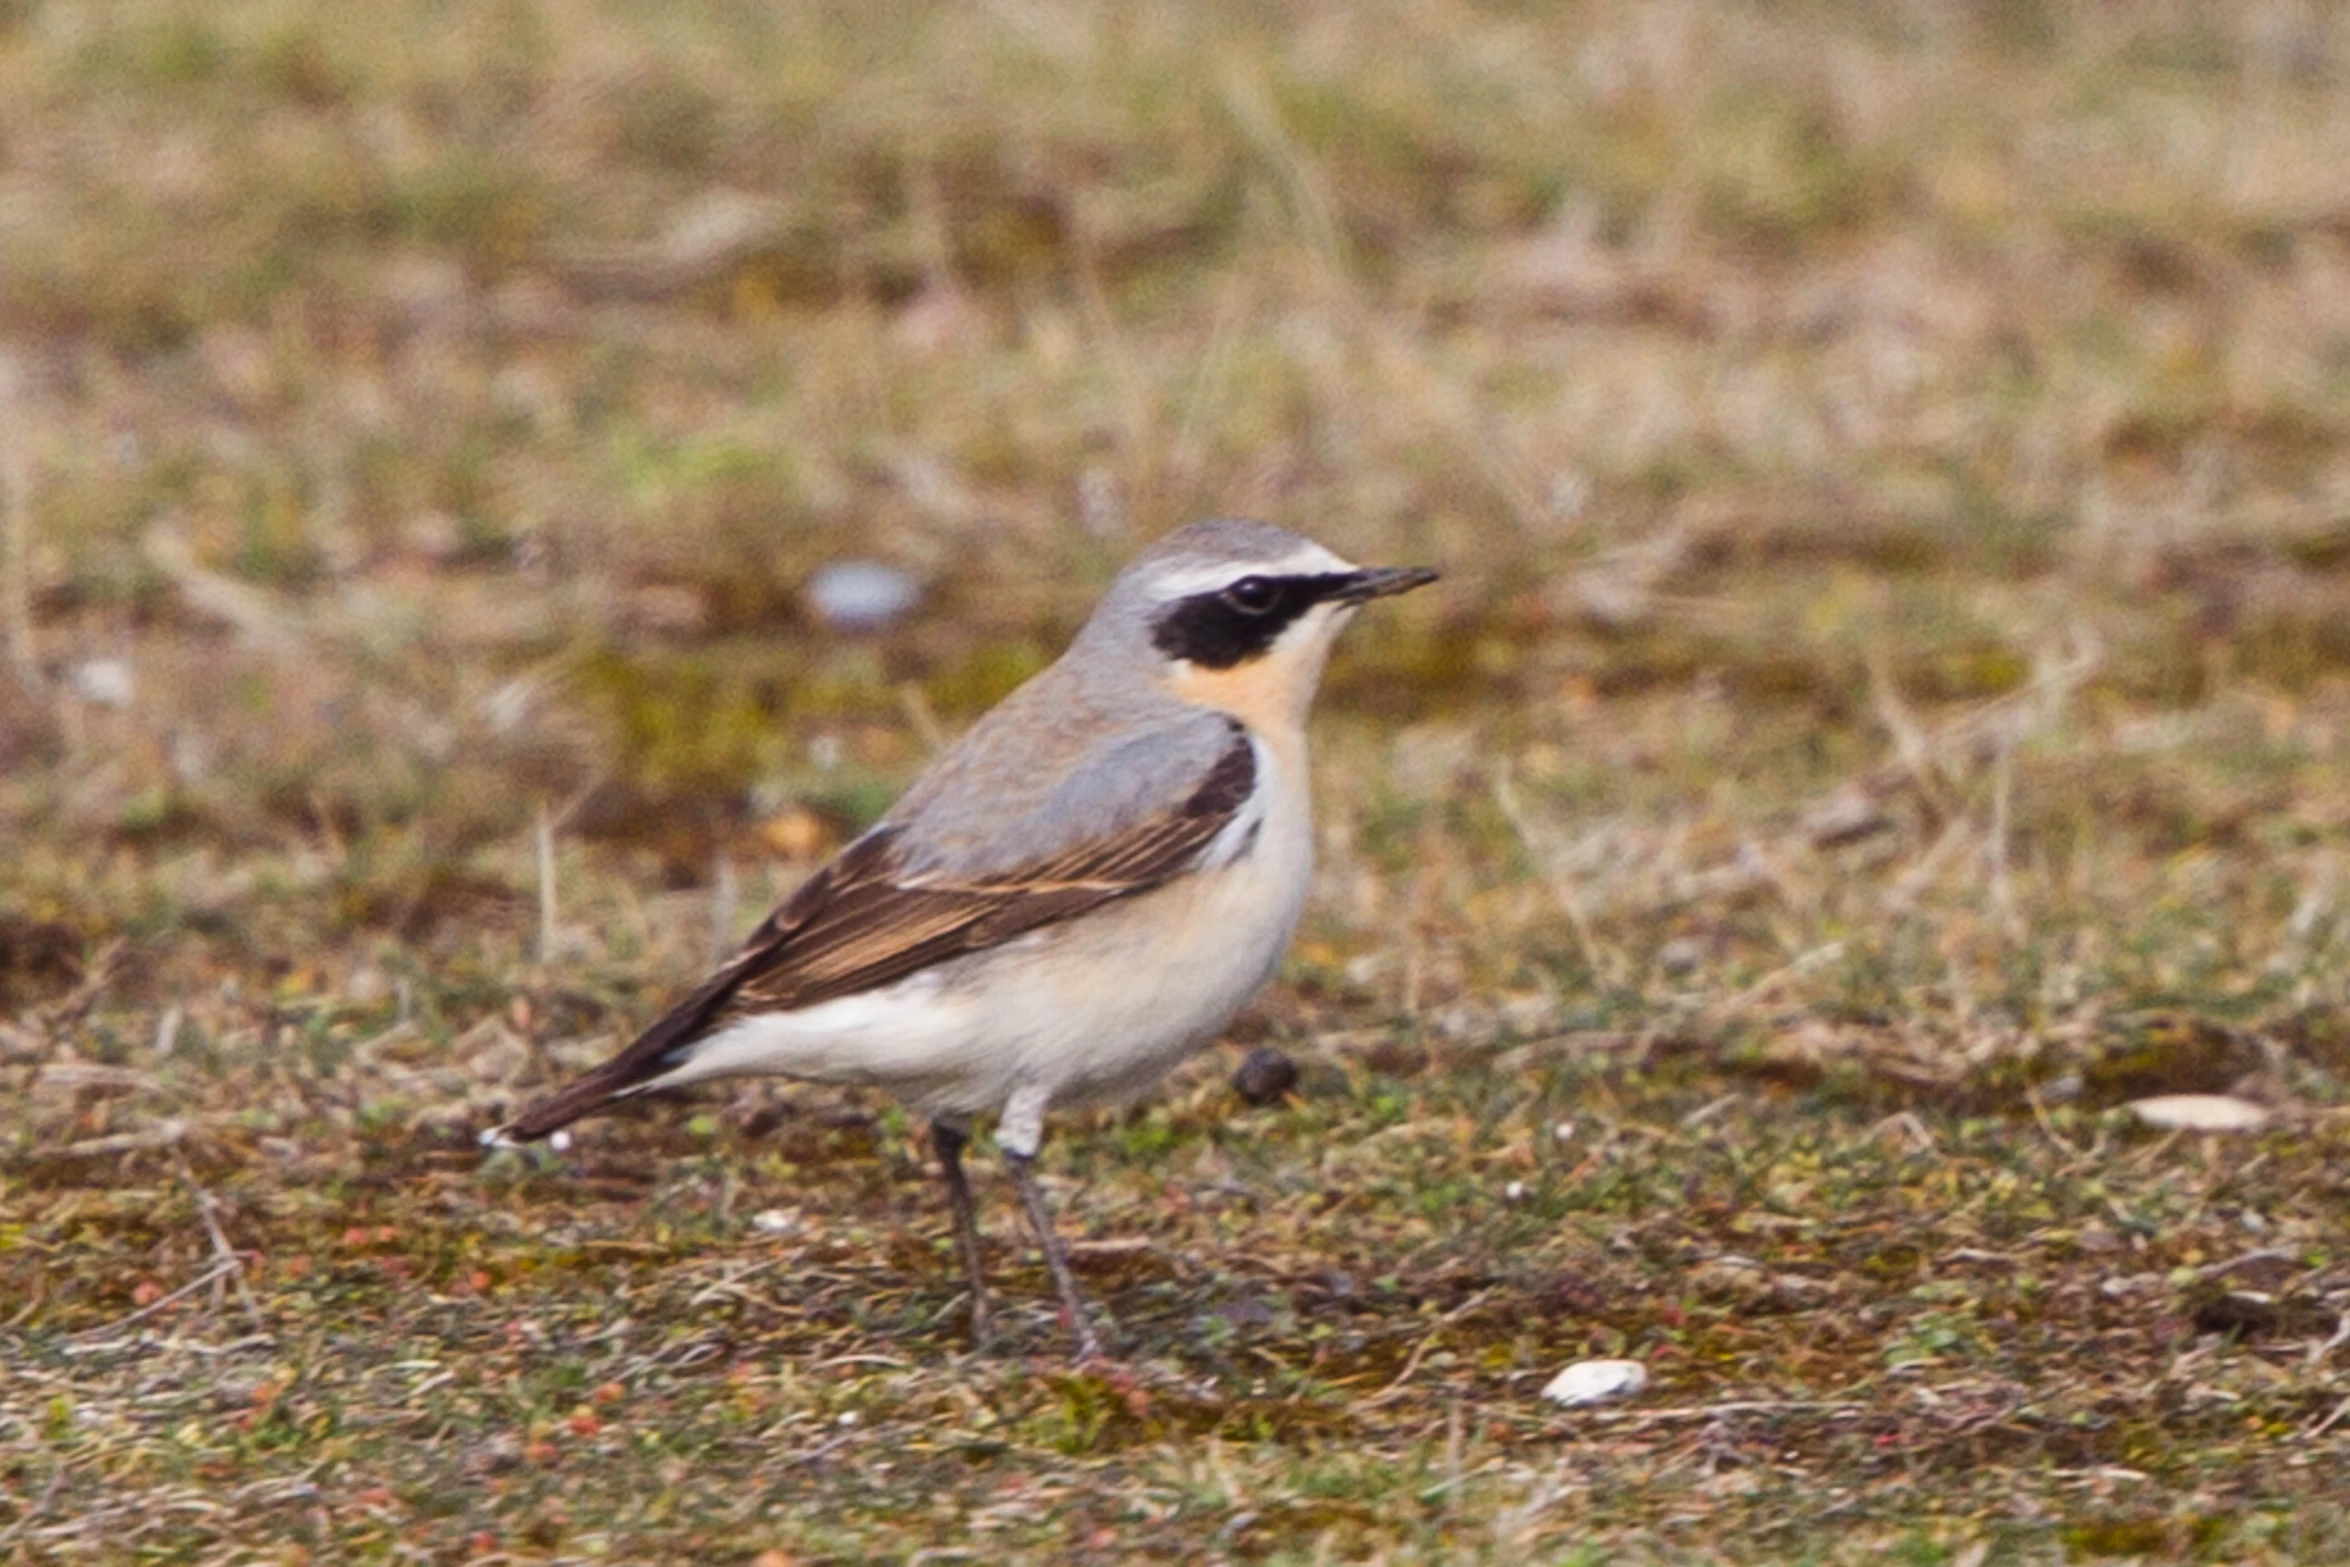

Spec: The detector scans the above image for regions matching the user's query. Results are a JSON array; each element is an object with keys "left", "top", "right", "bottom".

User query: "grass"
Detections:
[{"left": 9, "top": 0, "right": 2350, "bottom": 1560}]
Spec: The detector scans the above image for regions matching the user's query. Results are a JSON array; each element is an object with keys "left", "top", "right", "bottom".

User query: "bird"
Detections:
[{"left": 488, "top": 519, "right": 1437, "bottom": 1358}]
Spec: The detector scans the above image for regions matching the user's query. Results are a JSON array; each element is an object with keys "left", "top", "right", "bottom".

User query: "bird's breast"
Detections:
[{"left": 990, "top": 725, "right": 1315, "bottom": 1103}]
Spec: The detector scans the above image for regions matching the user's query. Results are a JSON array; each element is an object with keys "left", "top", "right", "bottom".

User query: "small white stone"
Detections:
[
  {"left": 548, "top": 1129, "right": 573, "bottom": 1152},
  {"left": 837, "top": 1410, "right": 860, "bottom": 1427},
  {"left": 1656, "top": 937, "right": 1704, "bottom": 975},
  {"left": 2126, "top": 1094, "right": 2270, "bottom": 1133},
  {"left": 751, "top": 1208, "right": 800, "bottom": 1235},
  {"left": 1504, "top": 1180, "right": 1528, "bottom": 1202},
  {"left": 66, "top": 658, "right": 135, "bottom": 708},
  {"left": 806, "top": 560, "right": 921, "bottom": 633},
  {"left": 1552, "top": 1122, "right": 1577, "bottom": 1143},
  {"left": 1541, "top": 1358, "right": 1648, "bottom": 1408}
]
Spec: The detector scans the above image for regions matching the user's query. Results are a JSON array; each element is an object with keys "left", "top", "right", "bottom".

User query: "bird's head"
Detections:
[{"left": 1089, "top": 520, "right": 1438, "bottom": 732}]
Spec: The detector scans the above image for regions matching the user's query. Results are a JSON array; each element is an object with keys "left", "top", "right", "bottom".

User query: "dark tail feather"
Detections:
[
  {"left": 486, "top": 874, "right": 813, "bottom": 1145},
  {"left": 486, "top": 957, "right": 760, "bottom": 1144},
  {"left": 494, "top": 1062, "right": 655, "bottom": 1142}
]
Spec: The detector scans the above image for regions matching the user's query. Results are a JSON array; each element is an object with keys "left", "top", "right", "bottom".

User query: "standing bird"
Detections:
[{"left": 489, "top": 520, "right": 1436, "bottom": 1358}]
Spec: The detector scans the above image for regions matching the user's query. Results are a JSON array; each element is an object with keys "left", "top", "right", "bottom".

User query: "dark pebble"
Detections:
[{"left": 1232, "top": 1046, "right": 1300, "bottom": 1105}]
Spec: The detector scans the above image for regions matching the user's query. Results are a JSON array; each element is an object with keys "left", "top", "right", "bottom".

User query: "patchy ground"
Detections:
[
  {"left": 15, "top": 1049, "right": 2350, "bottom": 1563},
  {"left": 9, "top": 1, "right": 2350, "bottom": 1561}
]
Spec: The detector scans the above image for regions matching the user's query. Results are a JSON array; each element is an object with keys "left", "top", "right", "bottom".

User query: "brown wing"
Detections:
[{"left": 497, "top": 726, "right": 1256, "bottom": 1139}]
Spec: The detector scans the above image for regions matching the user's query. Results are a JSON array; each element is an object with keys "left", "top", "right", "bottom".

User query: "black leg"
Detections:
[
  {"left": 1004, "top": 1148, "right": 1106, "bottom": 1362},
  {"left": 931, "top": 1119, "right": 990, "bottom": 1346}
]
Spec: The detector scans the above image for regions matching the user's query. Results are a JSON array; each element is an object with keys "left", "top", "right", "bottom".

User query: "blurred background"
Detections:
[
  {"left": 7, "top": 1, "right": 2348, "bottom": 1023},
  {"left": 10, "top": 2, "right": 2350, "bottom": 1557}
]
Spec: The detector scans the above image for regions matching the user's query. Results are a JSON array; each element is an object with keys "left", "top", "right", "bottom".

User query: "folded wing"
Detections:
[{"left": 496, "top": 717, "right": 1254, "bottom": 1139}]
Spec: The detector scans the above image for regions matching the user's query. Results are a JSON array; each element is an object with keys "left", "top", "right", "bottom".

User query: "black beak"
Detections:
[{"left": 1329, "top": 565, "right": 1440, "bottom": 605}]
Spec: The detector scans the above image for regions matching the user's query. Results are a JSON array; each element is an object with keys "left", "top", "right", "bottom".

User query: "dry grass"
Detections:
[{"left": 9, "top": 1, "right": 2350, "bottom": 1560}]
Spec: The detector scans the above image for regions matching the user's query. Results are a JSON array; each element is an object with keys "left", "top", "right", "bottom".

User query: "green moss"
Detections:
[
  {"left": 922, "top": 639, "right": 1050, "bottom": 719},
  {"left": 392, "top": 154, "right": 552, "bottom": 272},
  {"left": 578, "top": 645, "right": 803, "bottom": 801}
]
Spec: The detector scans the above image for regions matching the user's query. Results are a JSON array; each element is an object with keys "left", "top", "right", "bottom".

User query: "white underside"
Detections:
[{"left": 634, "top": 731, "right": 1314, "bottom": 1132}]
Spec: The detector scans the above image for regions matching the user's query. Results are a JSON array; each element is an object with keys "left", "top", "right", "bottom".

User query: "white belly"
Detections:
[{"left": 650, "top": 733, "right": 1315, "bottom": 1121}]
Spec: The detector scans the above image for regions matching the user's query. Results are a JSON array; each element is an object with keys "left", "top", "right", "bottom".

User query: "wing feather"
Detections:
[{"left": 497, "top": 720, "right": 1255, "bottom": 1138}]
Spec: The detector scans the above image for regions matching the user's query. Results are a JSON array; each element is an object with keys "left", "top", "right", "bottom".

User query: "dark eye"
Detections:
[{"left": 1222, "top": 575, "right": 1280, "bottom": 615}]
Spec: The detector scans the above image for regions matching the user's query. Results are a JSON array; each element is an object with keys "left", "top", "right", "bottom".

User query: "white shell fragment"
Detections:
[
  {"left": 806, "top": 560, "right": 921, "bottom": 633},
  {"left": 1541, "top": 1358, "right": 1649, "bottom": 1408},
  {"left": 2126, "top": 1094, "right": 2271, "bottom": 1133}
]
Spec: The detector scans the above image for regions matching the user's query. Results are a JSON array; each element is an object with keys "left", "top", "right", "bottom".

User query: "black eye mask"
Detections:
[{"left": 1149, "top": 573, "right": 1357, "bottom": 669}]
